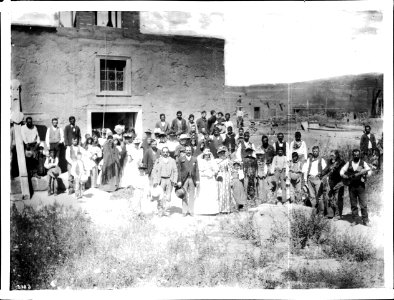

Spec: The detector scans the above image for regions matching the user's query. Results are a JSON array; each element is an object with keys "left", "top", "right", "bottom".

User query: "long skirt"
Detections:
[
  {"left": 232, "top": 179, "right": 247, "bottom": 206},
  {"left": 217, "top": 172, "right": 234, "bottom": 213},
  {"left": 194, "top": 175, "right": 219, "bottom": 215}
]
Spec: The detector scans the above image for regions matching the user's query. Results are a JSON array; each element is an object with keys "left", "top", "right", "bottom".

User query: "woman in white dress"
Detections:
[{"left": 194, "top": 149, "right": 220, "bottom": 215}]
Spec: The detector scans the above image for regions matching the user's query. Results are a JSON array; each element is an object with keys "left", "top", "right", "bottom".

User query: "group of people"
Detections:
[{"left": 13, "top": 110, "right": 383, "bottom": 226}]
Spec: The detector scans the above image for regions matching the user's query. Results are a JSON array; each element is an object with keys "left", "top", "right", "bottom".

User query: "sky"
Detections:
[{"left": 11, "top": 2, "right": 386, "bottom": 86}]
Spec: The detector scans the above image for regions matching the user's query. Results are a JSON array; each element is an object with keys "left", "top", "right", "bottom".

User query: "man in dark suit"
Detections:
[
  {"left": 177, "top": 145, "right": 200, "bottom": 216},
  {"left": 360, "top": 125, "right": 377, "bottom": 161},
  {"left": 207, "top": 110, "right": 217, "bottom": 134},
  {"left": 170, "top": 111, "right": 188, "bottom": 135},
  {"left": 143, "top": 139, "right": 161, "bottom": 187},
  {"left": 64, "top": 116, "right": 82, "bottom": 146}
]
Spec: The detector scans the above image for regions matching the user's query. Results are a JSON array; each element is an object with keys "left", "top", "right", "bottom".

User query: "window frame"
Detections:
[{"left": 95, "top": 55, "right": 132, "bottom": 97}]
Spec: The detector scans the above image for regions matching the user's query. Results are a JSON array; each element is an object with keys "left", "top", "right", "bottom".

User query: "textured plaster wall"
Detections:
[{"left": 11, "top": 27, "right": 225, "bottom": 135}]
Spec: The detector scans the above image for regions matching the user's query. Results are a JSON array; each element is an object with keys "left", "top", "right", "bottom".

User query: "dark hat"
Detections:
[
  {"left": 179, "top": 146, "right": 186, "bottom": 153},
  {"left": 217, "top": 146, "right": 227, "bottom": 154},
  {"left": 175, "top": 187, "right": 186, "bottom": 199},
  {"left": 169, "top": 131, "right": 176, "bottom": 136}
]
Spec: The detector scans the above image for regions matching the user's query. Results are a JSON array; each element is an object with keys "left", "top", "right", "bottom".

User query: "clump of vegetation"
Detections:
[
  {"left": 227, "top": 212, "right": 262, "bottom": 247},
  {"left": 289, "top": 208, "right": 331, "bottom": 252},
  {"left": 323, "top": 230, "right": 376, "bottom": 262},
  {"left": 10, "top": 202, "right": 96, "bottom": 290}
]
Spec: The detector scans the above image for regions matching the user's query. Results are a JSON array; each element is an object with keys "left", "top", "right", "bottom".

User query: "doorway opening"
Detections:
[{"left": 91, "top": 112, "right": 137, "bottom": 133}]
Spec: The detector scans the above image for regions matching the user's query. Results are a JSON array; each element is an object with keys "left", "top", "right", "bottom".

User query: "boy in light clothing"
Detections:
[{"left": 71, "top": 152, "right": 88, "bottom": 199}]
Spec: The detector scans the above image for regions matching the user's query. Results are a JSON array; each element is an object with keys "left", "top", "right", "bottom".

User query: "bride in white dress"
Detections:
[{"left": 194, "top": 149, "right": 219, "bottom": 215}]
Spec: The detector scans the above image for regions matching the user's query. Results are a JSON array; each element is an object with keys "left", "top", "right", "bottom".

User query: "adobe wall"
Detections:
[{"left": 11, "top": 25, "right": 225, "bottom": 136}]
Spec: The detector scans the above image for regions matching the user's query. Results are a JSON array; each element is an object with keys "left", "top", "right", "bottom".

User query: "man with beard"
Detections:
[
  {"left": 177, "top": 145, "right": 200, "bottom": 217},
  {"left": 257, "top": 135, "right": 275, "bottom": 167},
  {"left": 236, "top": 131, "right": 256, "bottom": 163},
  {"left": 360, "top": 125, "right": 377, "bottom": 162},
  {"left": 64, "top": 116, "right": 81, "bottom": 147},
  {"left": 170, "top": 111, "right": 188, "bottom": 135},
  {"left": 302, "top": 146, "right": 327, "bottom": 216},
  {"left": 340, "top": 149, "right": 372, "bottom": 226},
  {"left": 152, "top": 147, "right": 178, "bottom": 217},
  {"left": 100, "top": 135, "right": 121, "bottom": 192},
  {"left": 143, "top": 139, "right": 161, "bottom": 187},
  {"left": 289, "top": 132, "right": 308, "bottom": 162},
  {"left": 321, "top": 150, "right": 346, "bottom": 220}
]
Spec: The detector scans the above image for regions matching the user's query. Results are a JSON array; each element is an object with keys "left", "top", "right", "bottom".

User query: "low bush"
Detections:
[
  {"left": 323, "top": 230, "right": 376, "bottom": 262},
  {"left": 227, "top": 212, "right": 262, "bottom": 247},
  {"left": 10, "top": 202, "right": 96, "bottom": 290}
]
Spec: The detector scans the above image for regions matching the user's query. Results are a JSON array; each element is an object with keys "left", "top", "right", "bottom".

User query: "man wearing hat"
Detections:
[
  {"left": 140, "top": 129, "right": 153, "bottom": 155},
  {"left": 166, "top": 131, "right": 179, "bottom": 159},
  {"left": 176, "top": 145, "right": 200, "bottom": 216},
  {"left": 170, "top": 111, "right": 188, "bottom": 135},
  {"left": 174, "top": 134, "right": 190, "bottom": 158},
  {"left": 157, "top": 131, "right": 169, "bottom": 152},
  {"left": 155, "top": 114, "right": 171, "bottom": 135},
  {"left": 152, "top": 147, "right": 178, "bottom": 216}
]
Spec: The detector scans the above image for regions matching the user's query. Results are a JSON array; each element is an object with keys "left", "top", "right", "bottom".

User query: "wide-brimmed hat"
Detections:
[
  {"left": 145, "top": 129, "right": 152, "bottom": 134},
  {"left": 255, "top": 148, "right": 264, "bottom": 156},
  {"left": 133, "top": 138, "right": 142, "bottom": 144},
  {"left": 233, "top": 159, "right": 242, "bottom": 167},
  {"left": 217, "top": 146, "right": 227, "bottom": 154},
  {"left": 114, "top": 125, "right": 125, "bottom": 135},
  {"left": 175, "top": 187, "right": 186, "bottom": 199},
  {"left": 151, "top": 185, "right": 163, "bottom": 199},
  {"left": 158, "top": 131, "right": 167, "bottom": 137},
  {"left": 168, "top": 131, "right": 176, "bottom": 136},
  {"left": 179, "top": 134, "right": 190, "bottom": 140},
  {"left": 153, "top": 128, "right": 161, "bottom": 134},
  {"left": 178, "top": 146, "right": 186, "bottom": 153}
]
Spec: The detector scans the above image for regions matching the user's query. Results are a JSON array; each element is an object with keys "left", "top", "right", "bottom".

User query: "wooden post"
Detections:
[{"left": 11, "top": 79, "right": 30, "bottom": 200}]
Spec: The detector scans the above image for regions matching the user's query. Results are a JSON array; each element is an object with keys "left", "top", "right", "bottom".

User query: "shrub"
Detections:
[
  {"left": 289, "top": 208, "right": 331, "bottom": 252},
  {"left": 323, "top": 230, "right": 376, "bottom": 262},
  {"left": 228, "top": 212, "right": 262, "bottom": 247},
  {"left": 10, "top": 202, "right": 96, "bottom": 290}
]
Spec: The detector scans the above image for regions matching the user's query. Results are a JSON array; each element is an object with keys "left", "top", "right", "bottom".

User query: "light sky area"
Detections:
[{"left": 11, "top": 2, "right": 385, "bottom": 86}]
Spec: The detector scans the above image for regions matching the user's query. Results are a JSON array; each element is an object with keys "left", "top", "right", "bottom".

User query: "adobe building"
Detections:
[
  {"left": 224, "top": 73, "right": 383, "bottom": 124},
  {"left": 11, "top": 11, "right": 225, "bottom": 138}
]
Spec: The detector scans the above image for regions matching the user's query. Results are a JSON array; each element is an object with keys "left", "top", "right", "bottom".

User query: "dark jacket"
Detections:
[
  {"left": 223, "top": 133, "right": 237, "bottom": 153},
  {"left": 360, "top": 133, "right": 377, "bottom": 154},
  {"left": 177, "top": 156, "right": 200, "bottom": 186},
  {"left": 321, "top": 158, "right": 345, "bottom": 188},
  {"left": 64, "top": 124, "right": 81, "bottom": 146},
  {"left": 143, "top": 148, "right": 161, "bottom": 176},
  {"left": 170, "top": 118, "right": 188, "bottom": 135},
  {"left": 196, "top": 117, "right": 208, "bottom": 133},
  {"left": 207, "top": 116, "right": 217, "bottom": 133}
]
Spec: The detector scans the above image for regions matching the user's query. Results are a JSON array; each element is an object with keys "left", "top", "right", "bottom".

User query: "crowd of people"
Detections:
[{"left": 12, "top": 110, "right": 383, "bottom": 226}]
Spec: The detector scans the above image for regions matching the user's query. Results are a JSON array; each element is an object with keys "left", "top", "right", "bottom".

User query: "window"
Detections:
[
  {"left": 100, "top": 60, "right": 126, "bottom": 91},
  {"left": 254, "top": 107, "right": 260, "bottom": 119},
  {"left": 96, "top": 56, "right": 131, "bottom": 96}
]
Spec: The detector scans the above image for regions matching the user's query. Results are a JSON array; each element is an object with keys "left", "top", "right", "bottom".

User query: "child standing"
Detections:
[
  {"left": 44, "top": 149, "right": 61, "bottom": 196},
  {"left": 131, "top": 164, "right": 154, "bottom": 216},
  {"left": 71, "top": 152, "right": 88, "bottom": 199},
  {"left": 255, "top": 150, "right": 269, "bottom": 204}
]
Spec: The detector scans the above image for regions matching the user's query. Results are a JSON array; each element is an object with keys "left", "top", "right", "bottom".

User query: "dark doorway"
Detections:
[
  {"left": 254, "top": 107, "right": 260, "bottom": 119},
  {"left": 91, "top": 112, "right": 137, "bottom": 132}
]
